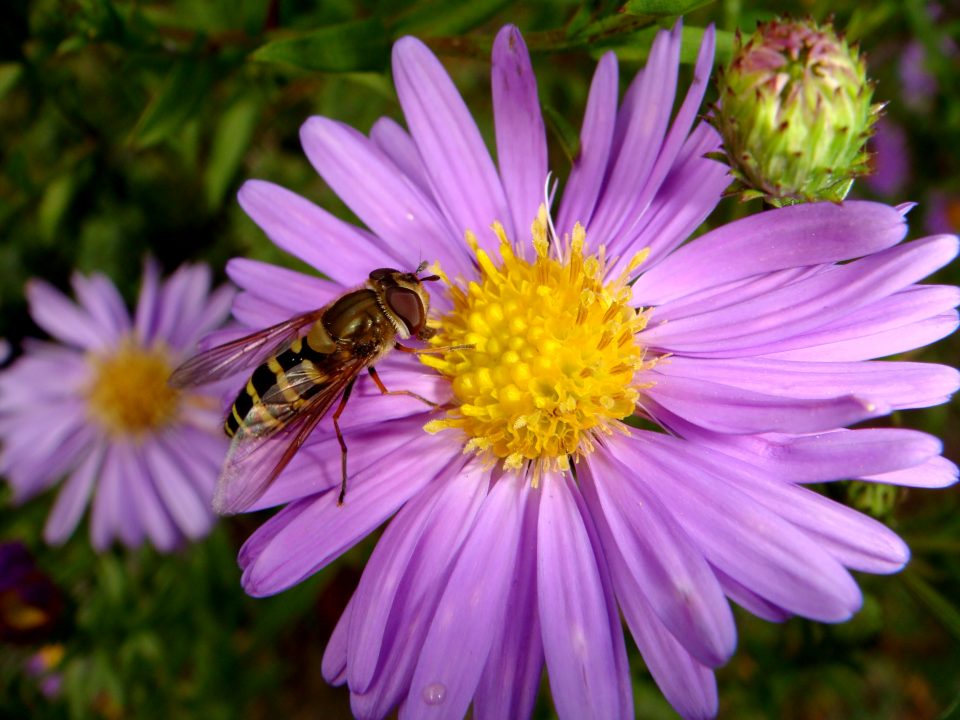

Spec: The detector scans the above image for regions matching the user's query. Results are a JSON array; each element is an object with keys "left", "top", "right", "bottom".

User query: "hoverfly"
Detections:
[{"left": 169, "top": 264, "right": 445, "bottom": 515}]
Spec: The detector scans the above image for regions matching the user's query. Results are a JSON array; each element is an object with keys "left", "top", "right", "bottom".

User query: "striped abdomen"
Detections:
[{"left": 225, "top": 334, "right": 332, "bottom": 437}]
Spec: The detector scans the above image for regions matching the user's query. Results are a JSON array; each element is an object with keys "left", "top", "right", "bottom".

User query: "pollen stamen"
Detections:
[
  {"left": 423, "top": 207, "right": 655, "bottom": 478},
  {"left": 86, "top": 340, "right": 180, "bottom": 438}
]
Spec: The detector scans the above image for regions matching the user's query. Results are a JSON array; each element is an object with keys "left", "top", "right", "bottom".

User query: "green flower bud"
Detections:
[{"left": 711, "top": 18, "right": 882, "bottom": 205}]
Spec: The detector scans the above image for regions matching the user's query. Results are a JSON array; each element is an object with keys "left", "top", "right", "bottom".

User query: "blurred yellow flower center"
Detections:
[
  {"left": 422, "top": 208, "right": 653, "bottom": 480},
  {"left": 87, "top": 340, "right": 179, "bottom": 437}
]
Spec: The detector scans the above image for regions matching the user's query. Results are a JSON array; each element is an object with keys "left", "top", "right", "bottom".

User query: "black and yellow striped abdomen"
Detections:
[{"left": 224, "top": 334, "right": 331, "bottom": 437}]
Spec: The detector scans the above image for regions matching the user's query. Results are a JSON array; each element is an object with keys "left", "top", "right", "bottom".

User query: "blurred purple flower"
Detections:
[
  {"left": 0, "top": 263, "right": 233, "bottom": 552},
  {"left": 226, "top": 23, "right": 958, "bottom": 720},
  {"left": 24, "top": 644, "right": 65, "bottom": 699},
  {"left": 864, "top": 117, "right": 910, "bottom": 197},
  {"left": 927, "top": 190, "right": 960, "bottom": 235},
  {"left": 899, "top": 40, "right": 939, "bottom": 111},
  {"left": 0, "top": 542, "right": 63, "bottom": 643}
]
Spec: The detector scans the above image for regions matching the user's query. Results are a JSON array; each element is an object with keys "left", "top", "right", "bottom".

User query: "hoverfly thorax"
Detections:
[{"left": 368, "top": 267, "right": 437, "bottom": 341}]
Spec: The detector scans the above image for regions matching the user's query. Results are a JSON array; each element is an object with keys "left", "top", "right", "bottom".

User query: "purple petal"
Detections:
[
  {"left": 538, "top": 474, "right": 626, "bottom": 720},
  {"left": 583, "top": 451, "right": 735, "bottom": 667},
  {"left": 697, "top": 449, "right": 910, "bottom": 574},
  {"left": 473, "top": 485, "right": 543, "bottom": 720},
  {"left": 251, "top": 418, "right": 425, "bottom": 511},
  {"left": 240, "top": 432, "right": 457, "bottom": 596},
  {"left": 44, "top": 443, "right": 105, "bottom": 545},
  {"left": 617, "top": 123, "right": 727, "bottom": 273},
  {"left": 1, "top": 401, "right": 90, "bottom": 501},
  {"left": 758, "top": 285, "right": 960, "bottom": 361},
  {"left": 645, "top": 372, "right": 889, "bottom": 434},
  {"left": 641, "top": 236, "right": 959, "bottom": 356},
  {"left": 142, "top": 437, "right": 213, "bottom": 540},
  {"left": 861, "top": 455, "right": 958, "bottom": 488},
  {"left": 405, "top": 475, "right": 528, "bottom": 720},
  {"left": 370, "top": 117, "right": 432, "bottom": 195},
  {"left": 605, "top": 545, "right": 719, "bottom": 720},
  {"left": 298, "top": 118, "right": 471, "bottom": 278},
  {"left": 71, "top": 272, "right": 132, "bottom": 342},
  {"left": 114, "top": 469, "right": 146, "bottom": 548},
  {"left": 322, "top": 594, "right": 353, "bottom": 685},
  {"left": 237, "top": 179, "right": 405, "bottom": 287},
  {"left": 392, "top": 36, "right": 513, "bottom": 245},
  {"left": 177, "top": 283, "right": 235, "bottom": 353},
  {"left": 226, "top": 258, "right": 341, "bottom": 314},
  {"left": 124, "top": 444, "right": 180, "bottom": 551},
  {"left": 714, "top": 567, "right": 791, "bottom": 623},
  {"left": 152, "top": 264, "right": 213, "bottom": 350},
  {"left": 652, "top": 265, "right": 822, "bottom": 324},
  {"left": 556, "top": 51, "right": 618, "bottom": 235},
  {"left": 162, "top": 427, "right": 224, "bottom": 499},
  {"left": 349, "top": 462, "right": 489, "bottom": 719},
  {"left": 660, "top": 357, "right": 959, "bottom": 410},
  {"left": 651, "top": 414, "right": 943, "bottom": 484},
  {"left": 492, "top": 25, "right": 547, "bottom": 241},
  {"left": 231, "top": 291, "right": 293, "bottom": 329},
  {"left": 26, "top": 279, "right": 112, "bottom": 350},
  {"left": 90, "top": 445, "right": 122, "bottom": 551},
  {"left": 588, "top": 25, "right": 680, "bottom": 246},
  {"left": 134, "top": 258, "right": 162, "bottom": 344},
  {"left": 609, "top": 433, "right": 863, "bottom": 622},
  {"left": 633, "top": 202, "right": 907, "bottom": 306},
  {"left": 344, "top": 470, "right": 469, "bottom": 692},
  {"left": 610, "top": 24, "right": 716, "bottom": 256},
  {"left": 569, "top": 471, "right": 634, "bottom": 720}
]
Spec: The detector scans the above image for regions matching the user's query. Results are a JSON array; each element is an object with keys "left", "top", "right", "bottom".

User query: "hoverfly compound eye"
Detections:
[
  {"left": 369, "top": 268, "right": 398, "bottom": 281},
  {"left": 385, "top": 287, "right": 424, "bottom": 334}
]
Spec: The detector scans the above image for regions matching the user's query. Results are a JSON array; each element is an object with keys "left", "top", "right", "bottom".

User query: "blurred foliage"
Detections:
[{"left": 1, "top": 0, "right": 958, "bottom": 718}]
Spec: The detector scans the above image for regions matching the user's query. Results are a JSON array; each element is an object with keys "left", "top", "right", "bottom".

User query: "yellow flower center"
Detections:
[
  {"left": 422, "top": 208, "right": 654, "bottom": 481},
  {"left": 86, "top": 340, "right": 180, "bottom": 437}
]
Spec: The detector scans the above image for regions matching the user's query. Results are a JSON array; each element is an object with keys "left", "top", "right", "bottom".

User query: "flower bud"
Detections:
[{"left": 711, "top": 17, "right": 881, "bottom": 205}]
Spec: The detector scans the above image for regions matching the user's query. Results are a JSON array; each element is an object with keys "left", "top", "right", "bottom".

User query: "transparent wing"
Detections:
[
  {"left": 168, "top": 309, "right": 325, "bottom": 388},
  {"left": 212, "top": 355, "right": 368, "bottom": 515}
]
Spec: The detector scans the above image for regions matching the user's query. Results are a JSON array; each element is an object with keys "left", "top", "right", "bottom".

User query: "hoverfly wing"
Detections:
[
  {"left": 212, "top": 406, "right": 328, "bottom": 515},
  {"left": 211, "top": 355, "right": 369, "bottom": 515},
  {"left": 168, "top": 309, "right": 325, "bottom": 388}
]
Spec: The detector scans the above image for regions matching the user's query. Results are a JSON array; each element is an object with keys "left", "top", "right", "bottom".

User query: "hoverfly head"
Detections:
[{"left": 370, "top": 266, "right": 434, "bottom": 340}]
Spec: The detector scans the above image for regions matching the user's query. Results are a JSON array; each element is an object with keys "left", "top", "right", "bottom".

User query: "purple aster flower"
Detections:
[
  {"left": 220, "top": 23, "right": 958, "bottom": 720},
  {"left": 0, "top": 263, "right": 233, "bottom": 552}
]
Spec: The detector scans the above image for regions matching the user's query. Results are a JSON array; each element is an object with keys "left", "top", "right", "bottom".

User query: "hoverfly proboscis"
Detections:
[{"left": 169, "top": 264, "right": 453, "bottom": 515}]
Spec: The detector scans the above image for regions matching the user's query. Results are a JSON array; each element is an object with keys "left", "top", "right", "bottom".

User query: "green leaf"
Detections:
[
  {"left": 623, "top": 0, "right": 716, "bottom": 14},
  {"left": 542, "top": 105, "right": 580, "bottom": 164},
  {"left": 0, "top": 63, "right": 22, "bottom": 101},
  {"left": 393, "top": 0, "right": 516, "bottom": 36},
  {"left": 38, "top": 174, "right": 77, "bottom": 242},
  {"left": 131, "top": 57, "right": 216, "bottom": 148},
  {"left": 204, "top": 97, "right": 259, "bottom": 210},
  {"left": 607, "top": 25, "right": 735, "bottom": 64},
  {"left": 252, "top": 19, "right": 390, "bottom": 73},
  {"left": 903, "top": 569, "right": 960, "bottom": 643}
]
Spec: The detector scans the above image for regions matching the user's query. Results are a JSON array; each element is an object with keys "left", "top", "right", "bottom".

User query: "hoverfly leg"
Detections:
[
  {"left": 367, "top": 366, "right": 437, "bottom": 409},
  {"left": 334, "top": 377, "right": 358, "bottom": 506},
  {"left": 394, "top": 342, "right": 473, "bottom": 355}
]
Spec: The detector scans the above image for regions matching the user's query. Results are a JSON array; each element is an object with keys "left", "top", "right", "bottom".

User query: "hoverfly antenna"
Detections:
[{"left": 415, "top": 259, "right": 429, "bottom": 274}]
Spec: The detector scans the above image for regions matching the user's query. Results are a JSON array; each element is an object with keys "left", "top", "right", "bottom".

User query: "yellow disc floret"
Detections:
[
  {"left": 422, "top": 207, "right": 654, "bottom": 481},
  {"left": 86, "top": 339, "right": 180, "bottom": 438}
]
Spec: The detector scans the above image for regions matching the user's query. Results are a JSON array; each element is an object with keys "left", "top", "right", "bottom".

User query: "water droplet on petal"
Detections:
[{"left": 422, "top": 682, "right": 446, "bottom": 705}]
